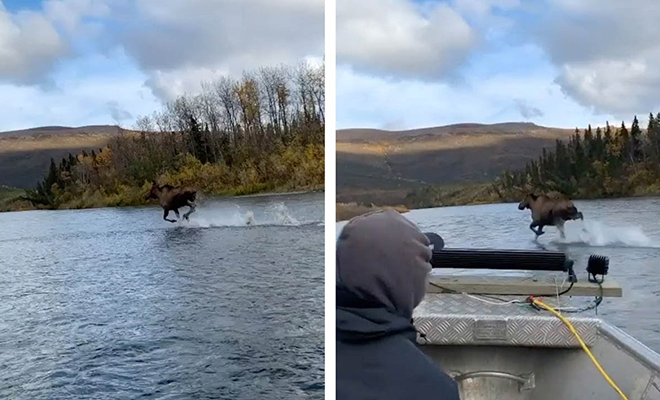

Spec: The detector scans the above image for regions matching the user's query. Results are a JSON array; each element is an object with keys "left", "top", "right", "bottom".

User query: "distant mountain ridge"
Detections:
[
  {"left": 337, "top": 121, "right": 576, "bottom": 205},
  {"left": 337, "top": 122, "right": 565, "bottom": 142},
  {"left": 0, "top": 125, "right": 131, "bottom": 188},
  {"left": 0, "top": 121, "right": 583, "bottom": 195},
  {"left": 0, "top": 125, "right": 126, "bottom": 138}
]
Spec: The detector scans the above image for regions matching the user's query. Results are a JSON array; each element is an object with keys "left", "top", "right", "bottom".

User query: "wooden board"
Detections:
[{"left": 427, "top": 275, "right": 622, "bottom": 297}]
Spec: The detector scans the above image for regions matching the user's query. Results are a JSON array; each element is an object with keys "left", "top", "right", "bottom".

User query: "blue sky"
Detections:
[
  {"left": 4, "top": 0, "right": 42, "bottom": 11},
  {"left": 0, "top": 0, "right": 324, "bottom": 131},
  {"left": 337, "top": 0, "right": 660, "bottom": 130}
]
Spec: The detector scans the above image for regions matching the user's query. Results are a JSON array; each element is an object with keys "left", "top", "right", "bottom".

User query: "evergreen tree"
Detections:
[
  {"left": 45, "top": 157, "right": 60, "bottom": 192},
  {"left": 492, "top": 112, "right": 660, "bottom": 201},
  {"left": 648, "top": 113, "right": 660, "bottom": 163},
  {"left": 604, "top": 121, "right": 614, "bottom": 162},
  {"left": 595, "top": 127, "right": 604, "bottom": 159},
  {"left": 572, "top": 131, "right": 585, "bottom": 176},
  {"left": 584, "top": 125, "right": 594, "bottom": 159},
  {"left": 630, "top": 115, "right": 643, "bottom": 161},
  {"left": 24, "top": 158, "right": 60, "bottom": 208},
  {"left": 619, "top": 122, "right": 630, "bottom": 161}
]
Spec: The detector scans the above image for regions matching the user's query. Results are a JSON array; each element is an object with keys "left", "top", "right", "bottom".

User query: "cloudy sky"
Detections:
[
  {"left": 337, "top": 0, "right": 660, "bottom": 130},
  {"left": 0, "top": 0, "right": 323, "bottom": 131}
]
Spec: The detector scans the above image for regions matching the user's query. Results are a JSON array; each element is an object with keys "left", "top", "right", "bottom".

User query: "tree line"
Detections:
[
  {"left": 492, "top": 113, "right": 660, "bottom": 200},
  {"left": 25, "top": 61, "right": 324, "bottom": 209}
]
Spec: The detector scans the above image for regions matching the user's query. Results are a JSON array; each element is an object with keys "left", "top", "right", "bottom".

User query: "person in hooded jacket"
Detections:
[{"left": 336, "top": 209, "right": 460, "bottom": 400}]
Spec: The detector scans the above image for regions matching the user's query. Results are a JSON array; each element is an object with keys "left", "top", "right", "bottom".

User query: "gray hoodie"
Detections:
[
  {"left": 336, "top": 209, "right": 432, "bottom": 318},
  {"left": 336, "top": 210, "right": 460, "bottom": 400}
]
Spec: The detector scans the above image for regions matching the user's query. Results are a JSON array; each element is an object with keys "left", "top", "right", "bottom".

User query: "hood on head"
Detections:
[
  {"left": 336, "top": 285, "right": 416, "bottom": 343},
  {"left": 336, "top": 209, "right": 432, "bottom": 319}
]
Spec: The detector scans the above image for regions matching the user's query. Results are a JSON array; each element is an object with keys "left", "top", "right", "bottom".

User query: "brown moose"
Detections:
[
  {"left": 518, "top": 193, "right": 583, "bottom": 238},
  {"left": 146, "top": 182, "right": 197, "bottom": 223}
]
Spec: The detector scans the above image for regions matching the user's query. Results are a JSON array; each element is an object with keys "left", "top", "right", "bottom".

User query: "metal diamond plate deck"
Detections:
[{"left": 413, "top": 294, "right": 601, "bottom": 348}]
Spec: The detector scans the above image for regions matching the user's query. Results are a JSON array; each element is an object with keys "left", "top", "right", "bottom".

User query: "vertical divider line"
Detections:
[{"left": 324, "top": 0, "right": 337, "bottom": 398}]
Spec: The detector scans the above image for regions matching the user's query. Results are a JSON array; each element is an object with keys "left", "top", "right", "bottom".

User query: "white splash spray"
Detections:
[
  {"left": 179, "top": 202, "right": 302, "bottom": 228},
  {"left": 244, "top": 211, "right": 256, "bottom": 226},
  {"left": 266, "top": 203, "right": 300, "bottom": 226},
  {"left": 557, "top": 220, "right": 659, "bottom": 248}
]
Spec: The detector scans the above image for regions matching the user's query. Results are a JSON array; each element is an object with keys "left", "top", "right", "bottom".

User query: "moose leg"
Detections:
[
  {"left": 537, "top": 224, "right": 545, "bottom": 236},
  {"left": 183, "top": 201, "right": 196, "bottom": 220},
  {"left": 556, "top": 220, "right": 566, "bottom": 239},
  {"left": 163, "top": 209, "right": 177, "bottom": 223},
  {"left": 530, "top": 221, "right": 544, "bottom": 237}
]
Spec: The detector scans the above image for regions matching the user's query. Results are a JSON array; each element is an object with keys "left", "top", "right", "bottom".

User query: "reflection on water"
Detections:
[
  {"left": 0, "top": 192, "right": 324, "bottom": 399},
  {"left": 337, "top": 197, "right": 660, "bottom": 353}
]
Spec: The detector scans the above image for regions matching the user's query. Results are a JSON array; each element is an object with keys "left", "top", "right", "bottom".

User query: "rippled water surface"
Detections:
[
  {"left": 338, "top": 197, "right": 660, "bottom": 353},
  {"left": 0, "top": 192, "right": 324, "bottom": 399}
]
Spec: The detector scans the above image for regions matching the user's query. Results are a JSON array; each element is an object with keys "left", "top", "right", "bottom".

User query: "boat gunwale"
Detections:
[{"left": 598, "top": 322, "right": 660, "bottom": 373}]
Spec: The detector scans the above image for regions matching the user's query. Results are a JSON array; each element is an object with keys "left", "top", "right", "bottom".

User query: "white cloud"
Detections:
[
  {"left": 337, "top": 0, "right": 476, "bottom": 79},
  {"left": 0, "top": 0, "right": 115, "bottom": 84},
  {"left": 336, "top": 0, "right": 660, "bottom": 128},
  {"left": 107, "top": 100, "right": 133, "bottom": 124},
  {"left": 0, "top": 0, "right": 324, "bottom": 102},
  {"left": 0, "top": 73, "right": 159, "bottom": 131},
  {"left": 43, "top": 0, "right": 110, "bottom": 31},
  {"left": 453, "top": 0, "right": 519, "bottom": 18},
  {"left": 555, "top": 55, "right": 660, "bottom": 117},
  {"left": 514, "top": 99, "right": 543, "bottom": 119},
  {"left": 0, "top": 49, "right": 159, "bottom": 131},
  {"left": 116, "top": 0, "right": 324, "bottom": 100},
  {"left": 337, "top": 65, "right": 612, "bottom": 130},
  {"left": 144, "top": 66, "right": 230, "bottom": 101},
  {"left": 0, "top": 3, "right": 67, "bottom": 83},
  {"left": 526, "top": 0, "right": 660, "bottom": 118}
]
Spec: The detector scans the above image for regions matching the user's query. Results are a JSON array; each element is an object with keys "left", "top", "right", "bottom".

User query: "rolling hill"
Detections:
[
  {"left": 337, "top": 122, "right": 576, "bottom": 205},
  {"left": 0, "top": 125, "right": 129, "bottom": 188},
  {"left": 1, "top": 121, "right": 579, "bottom": 200}
]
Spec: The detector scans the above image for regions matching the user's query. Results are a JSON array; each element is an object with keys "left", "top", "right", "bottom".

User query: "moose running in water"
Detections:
[
  {"left": 518, "top": 193, "right": 583, "bottom": 238},
  {"left": 146, "top": 182, "right": 197, "bottom": 223}
]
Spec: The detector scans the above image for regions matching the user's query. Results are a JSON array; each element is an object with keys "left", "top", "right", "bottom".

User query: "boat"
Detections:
[{"left": 414, "top": 234, "right": 660, "bottom": 400}]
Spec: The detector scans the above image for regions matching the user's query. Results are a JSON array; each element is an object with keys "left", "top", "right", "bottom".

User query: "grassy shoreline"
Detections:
[
  {"left": 336, "top": 202, "right": 409, "bottom": 222},
  {"left": 0, "top": 184, "right": 325, "bottom": 213},
  {"left": 338, "top": 181, "right": 660, "bottom": 221}
]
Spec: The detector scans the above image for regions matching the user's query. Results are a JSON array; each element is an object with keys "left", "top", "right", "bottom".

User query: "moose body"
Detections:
[
  {"left": 518, "top": 193, "right": 583, "bottom": 238},
  {"left": 146, "top": 183, "right": 197, "bottom": 223}
]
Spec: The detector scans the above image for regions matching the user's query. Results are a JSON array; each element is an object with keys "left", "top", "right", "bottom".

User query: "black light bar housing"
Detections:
[{"left": 424, "top": 232, "right": 579, "bottom": 282}]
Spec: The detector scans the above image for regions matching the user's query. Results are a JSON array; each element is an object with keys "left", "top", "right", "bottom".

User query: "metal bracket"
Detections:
[{"left": 453, "top": 371, "right": 536, "bottom": 391}]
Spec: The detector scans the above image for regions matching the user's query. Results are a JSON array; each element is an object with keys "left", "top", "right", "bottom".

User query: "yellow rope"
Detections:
[{"left": 531, "top": 298, "right": 629, "bottom": 400}]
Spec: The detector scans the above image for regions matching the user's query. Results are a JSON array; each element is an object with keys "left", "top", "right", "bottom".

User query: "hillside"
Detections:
[
  {"left": 0, "top": 125, "right": 129, "bottom": 188},
  {"left": 337, "top": 122, "right": 576, "bottom": 205}
]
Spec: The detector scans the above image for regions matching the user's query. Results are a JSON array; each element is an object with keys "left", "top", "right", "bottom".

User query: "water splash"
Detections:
[
  {"left": 244, "top": 211, "right": 256, "bottom": 226},
  {"left": 554, "top": 220, "right": 660, "bottom": 248},
  {"left": 182, "top": 209, "right": 255, "bottom": 228},
  {"left": 266, "top": 203, "right": 300, "bottom": 226},
  {"left": 180, "top": 202, "right": 303, "bottom": 228}
]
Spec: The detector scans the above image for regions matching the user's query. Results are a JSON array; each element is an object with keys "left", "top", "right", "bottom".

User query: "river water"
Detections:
[
  {"left": 337, "top": 197, "right": 660, "bottom": 353},
  {"left": 0, "top": 192, "right": 324, "bottom": 399}
]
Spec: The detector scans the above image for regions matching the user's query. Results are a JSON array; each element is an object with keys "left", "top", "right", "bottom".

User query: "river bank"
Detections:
[
  {"left": 340, "top": 181, "right": 660, "bottom": 221},
  {"left": 233, "top": 187, "right": 324, "bottom": 199},
  {"left": 336, "top": 202, "right": 408, "bottom": 222},
  {"left": 0, "top": 183, "right": 324, "bottom": 213},
  {"left": 0, "top": 187, "right": 30, "bottom": 213}
]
